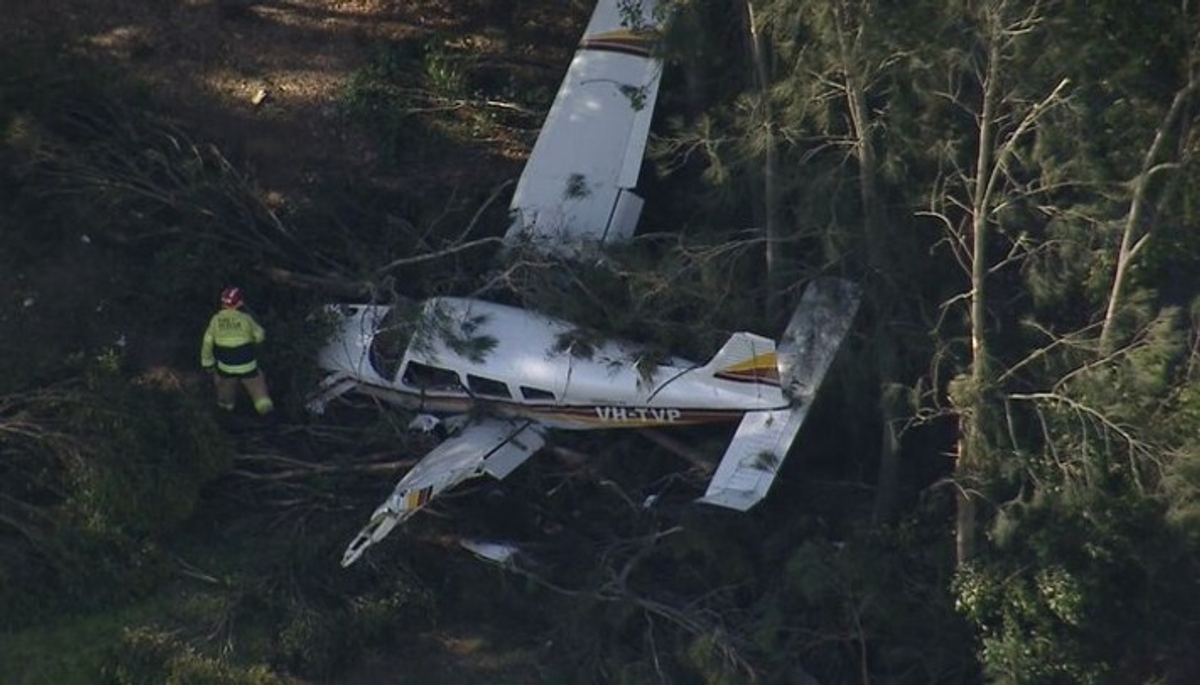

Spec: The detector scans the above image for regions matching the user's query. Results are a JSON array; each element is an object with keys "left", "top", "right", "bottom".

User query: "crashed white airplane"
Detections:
[{"left": 309, "top": 0, "right": 862, "bottom": 567}]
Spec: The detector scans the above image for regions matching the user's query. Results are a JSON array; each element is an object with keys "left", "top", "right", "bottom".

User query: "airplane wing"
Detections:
[
  {"left": 341, "top": 418, "right": 546, "bottom": 567},
  {"left": 504, "top": 0, "right": 665, "bottom": 254}
]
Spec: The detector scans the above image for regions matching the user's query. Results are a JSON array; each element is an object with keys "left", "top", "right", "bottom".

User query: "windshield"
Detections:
[{"left": 368, "top": 304, "right": 417, "bottom": 382}]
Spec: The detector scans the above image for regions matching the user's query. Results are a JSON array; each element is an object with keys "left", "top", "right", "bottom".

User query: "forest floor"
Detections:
[
  {"left": 1, "top": 1, "right": 591, "bottom": 682},
  {"left": 3, "top": 0, "right": 584, "bottom": 197}
]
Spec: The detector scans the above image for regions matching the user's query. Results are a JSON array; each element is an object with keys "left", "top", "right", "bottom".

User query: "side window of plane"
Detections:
[
  {"left": 519, "top": 386, "right": 556, "bottom": 402},
  {"left": 467, "top": 374, "right": 512, "bottom": 399},
  {"left": 402, "top": 361, "right": 464, "bottom": 393}
]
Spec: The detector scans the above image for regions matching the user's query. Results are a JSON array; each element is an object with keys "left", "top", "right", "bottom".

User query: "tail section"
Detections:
[
  {"left": 699, "top": 278, "right": 861, "bottom": 511},
  {"left": 697, "top": 406, "right": 812, "bottom": 510},
  {"left": 702, "top": 332, "right": 780, "bottom": 387}
]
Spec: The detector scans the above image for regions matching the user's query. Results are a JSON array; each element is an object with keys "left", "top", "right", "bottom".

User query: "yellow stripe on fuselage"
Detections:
[{"left": 715, "top": 352, "right": 780, "bottom": 384}]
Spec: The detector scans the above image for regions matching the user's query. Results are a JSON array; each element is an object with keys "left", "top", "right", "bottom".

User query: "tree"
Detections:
[
  {"left": 1098, "top": 35, "right": 1200, "bottom": 353},
  {"left": 920, "top": 0, "right": 1071, "bottom": 565}
]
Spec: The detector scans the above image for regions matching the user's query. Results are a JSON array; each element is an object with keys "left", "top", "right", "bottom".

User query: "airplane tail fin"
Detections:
[
  {"left": 698, "top": 278, "right": 861, "bottom": 511},
  {"left": 700, "top": 332, "right": 781, "bottom": 393}
]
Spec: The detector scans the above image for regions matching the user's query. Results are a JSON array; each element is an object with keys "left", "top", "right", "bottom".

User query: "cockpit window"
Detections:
[
  {"left": 369, "top": 306, "right": 417, "bottom": 381},
  {"left": 402, "top": 361, "right": 464, "bottom": 393},
  {"left": 520, "top": 386, "right": 556, "bottom": 401},
  {"left": 467, "top": 374, "right": 511, "bottom": 398}
]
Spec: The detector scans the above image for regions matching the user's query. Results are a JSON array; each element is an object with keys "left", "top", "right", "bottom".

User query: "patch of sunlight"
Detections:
[{"left": 441, "top": 635, "right": 487, "bottom": 655}]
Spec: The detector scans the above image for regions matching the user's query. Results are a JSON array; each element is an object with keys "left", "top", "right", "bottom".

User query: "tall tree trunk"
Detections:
[
  {"left": 743, "top": 0, "right": 780, "bottom": 321},
  {"left": 955, "top": 7, "right": 1003, "bottom": 567},
  {"left": 1098, "top": 76, "right": 1197, "bottom": 355},
  {"left": 831, "top": 0, "right": 902, "bottom": 523}
]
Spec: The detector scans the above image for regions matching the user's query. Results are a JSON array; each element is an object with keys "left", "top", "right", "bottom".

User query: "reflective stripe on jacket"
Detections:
[{"left": 201, "top": 309, "right": 265, "bottom": 375}]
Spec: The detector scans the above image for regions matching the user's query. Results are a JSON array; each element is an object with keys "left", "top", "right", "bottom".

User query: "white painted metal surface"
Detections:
[
  {"left": 459, "top": 539, "right": 522, "bottom": 566},
  {"left": 317, "top": 296, "right": 789, "bottom": 425},
  {"left": 697, "top": 406, "right": 812, "bottom": 511},
  {"left": 505, "top": 0, "right": 664, "bottom": 252},
  {"left": 340, "top": 418, "right": 544, "bottom": 567}
]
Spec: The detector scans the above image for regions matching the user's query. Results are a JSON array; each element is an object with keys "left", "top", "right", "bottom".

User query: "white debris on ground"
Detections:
[{"left": 458, "top": 539, "right": 521, "bottom": 566}]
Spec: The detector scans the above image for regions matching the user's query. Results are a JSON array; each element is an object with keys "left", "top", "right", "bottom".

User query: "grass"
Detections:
[{"left": 0, "top": 602, "right": 159, "bottom": 685}]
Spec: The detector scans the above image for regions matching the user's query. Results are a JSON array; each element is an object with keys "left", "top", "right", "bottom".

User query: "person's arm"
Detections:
[
  {"left": 200, "top": 320, "right": 216, "bottom": 369},
  {"left": 251, "top": 315, "right": 266, "bottom": 345}
]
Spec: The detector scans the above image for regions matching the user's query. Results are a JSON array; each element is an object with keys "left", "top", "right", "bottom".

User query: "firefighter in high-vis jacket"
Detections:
[{"left": 200, "top": 286, "right": 275, "bottom": 415}]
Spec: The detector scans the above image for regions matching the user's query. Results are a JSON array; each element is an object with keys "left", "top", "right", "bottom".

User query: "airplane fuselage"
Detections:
[{"left": 317, "top": 297, "right": 790, "bottom": 430}]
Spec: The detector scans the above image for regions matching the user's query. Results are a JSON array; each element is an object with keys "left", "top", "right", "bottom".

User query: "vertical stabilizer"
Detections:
[{"left": 702, "top": 332, "right": 778, "bottom": 384}]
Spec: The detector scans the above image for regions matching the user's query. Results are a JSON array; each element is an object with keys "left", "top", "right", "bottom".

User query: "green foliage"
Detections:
[
  {"left": 269, "top": 573, "right": 434, "bottom": 679},
  {"left": 69, "top": 364, "right": 231, "bottom": 535},
  {"left": 1161, "top": 375, "right": 1200, "bottom": 540},
  {"left": 339, "top": 37, "right": 512, "bottom": 170},
  {"left": 753, "top": 523, "right": 975, "bottom": 683},
  {"left": 0, "top": 530, "right": 171, "bottom": 631},
  {"left": 1034, "top": 0, "right": 1189, "bottom": 179},
  {"left": 255, "top": 301, "right": 342, "bottom": 416},
  {"left": 957, "top": 288, "right": 1200, "bottom": 683},
  {"left": 422, "top": 43, "right": 468, "bottom": 100},
  {"left": 101, "top": 627, "right": 292, "bottom": 685},
  {"left": 87, "top": 510, "right": 440, "bottom": 683},
  {"left": 340, "top": 42, "right": 424, "bottom": 168},
  {"left": 0, "top": 355, "right": 231, "bottom": 627},
  {"left": 958, "top": 488, "right": 1200, "bottom": 684},
  {"left": 0, "top": 601, "right": 160, "bottom": 685},
  {"left": 411, "top": 302, "right": 499, "bottom": 364},
  {"left": 502, "top": 235, "right": 773, "bottom": 363},
  {"left": 135, "top": 239, "right": 241, "bottom": 326}
]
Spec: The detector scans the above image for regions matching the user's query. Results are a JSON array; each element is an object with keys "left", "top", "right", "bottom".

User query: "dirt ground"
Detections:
[{"left": 3, "top": 0, "right": 587, "bottom": 198}]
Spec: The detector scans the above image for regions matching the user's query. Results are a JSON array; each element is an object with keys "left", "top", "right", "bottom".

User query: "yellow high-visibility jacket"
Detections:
[{"left": 200, "top": 308, "right": 266, "bottom": 375}]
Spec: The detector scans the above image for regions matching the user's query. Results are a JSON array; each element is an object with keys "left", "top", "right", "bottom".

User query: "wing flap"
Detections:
[
  {"left": 483, "top": 424, "right": 546, "bottom": 478},
  {"left": 341, "top": 418, "right": 545, "bottom": 567}
]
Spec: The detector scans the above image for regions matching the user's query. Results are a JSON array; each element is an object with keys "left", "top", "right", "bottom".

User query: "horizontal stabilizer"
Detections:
[
  {"left": 697, "top": 406, "right": 810, "bottom": 510},
  {"left": 777, "top": 277, "right": 861, "bottom": 403},
  {"left": 698, "top": 277, "right": 860, "bottom": 511}
]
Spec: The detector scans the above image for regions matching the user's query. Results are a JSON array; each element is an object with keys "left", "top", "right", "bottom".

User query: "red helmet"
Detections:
[{"left": 220, "top": 286, "right": 244, "bottom": 308}]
